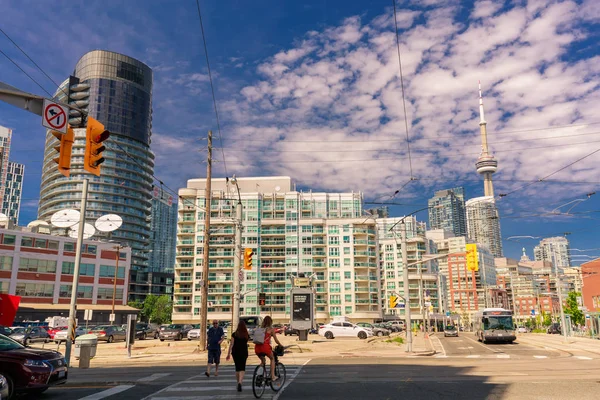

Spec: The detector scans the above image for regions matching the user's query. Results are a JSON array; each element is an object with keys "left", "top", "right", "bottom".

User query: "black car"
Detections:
[
  {"left": 135, "top": 323, "right": 158, "bottom": 340},
  {"left": 9, "top": 327, "right": 51, "bottom": 346},
  {"left": 0, "top": 326, "right": 12, "bottom": 336},
  {"left": 547, "top": 323, "right": 562, "bottom": 334},
  {"left": 0, "top": 334, "right": 68, "bottom": 399}
]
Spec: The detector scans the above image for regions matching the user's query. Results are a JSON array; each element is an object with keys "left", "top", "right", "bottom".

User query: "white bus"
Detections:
[{"left": 473, "top": 308, "right": 516, "bottom": 344}]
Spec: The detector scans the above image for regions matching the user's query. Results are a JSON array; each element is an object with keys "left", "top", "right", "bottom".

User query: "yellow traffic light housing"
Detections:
[
  {"left": 84, "top": 117, "right": 110, "bottom": 176},
  {"left": 243, "top": 248, "right": 254, "bottom": 270},
  {"left": 51, "top": 128, "right": 74, "bottom": 177},
  {"left": 389, "top": 295, "right": 398, "bottom": 309}
]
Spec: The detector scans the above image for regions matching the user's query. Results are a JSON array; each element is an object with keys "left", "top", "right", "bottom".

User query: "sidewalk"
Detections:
[
  {"left": 518, "top": 333, "right": 600, "bottom": 355},
  {"left": 64, "top": 331, "right": 435, "bottom": 368}
]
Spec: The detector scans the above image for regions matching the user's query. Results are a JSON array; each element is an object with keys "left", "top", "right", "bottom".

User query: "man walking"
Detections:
[{"left": 206, "top": 320, "right": 224, "bottom": 377}]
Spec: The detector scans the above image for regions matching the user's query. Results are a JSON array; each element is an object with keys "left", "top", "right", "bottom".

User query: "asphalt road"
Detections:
[{"left": 19, "top": 334, "right": 600, "bottom": 400}]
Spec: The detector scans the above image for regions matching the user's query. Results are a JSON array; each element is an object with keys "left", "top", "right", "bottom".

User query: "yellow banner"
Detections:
[{"left": 466, "top": 243, "right": 479, "bottom": 272}]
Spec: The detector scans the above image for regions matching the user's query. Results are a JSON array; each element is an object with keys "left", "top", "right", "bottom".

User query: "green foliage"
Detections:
[
  {"left": 128, "top": 295, "right": 172, "bottom": 324},
  {"left": 532, "top": 328, "right": 546, "bottom": 333},
  {"left": 543, "top": 312, "right": 552, "bottom": 327},
  {"left": 564, "top": 291, "right": 584, "bottom": 326},
  {"left": 385, "top": 336, "right": 404, "bottom": 345}
]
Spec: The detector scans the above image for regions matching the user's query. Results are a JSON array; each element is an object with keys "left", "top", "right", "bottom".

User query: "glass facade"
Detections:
[
  {"left": 428, "top": 187, "right": 466, "bottom": 237},
  {"left": 37, "top": 50, "right": 154, "bottom": 273}
]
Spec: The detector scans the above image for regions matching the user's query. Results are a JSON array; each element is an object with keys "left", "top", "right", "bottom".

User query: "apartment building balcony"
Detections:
[
  {"left": 177, "top": 239, "right": 194, "bottom": 246},
  {"left": 174, "top": 300, "right": 192, "bottom": 306},
  {"left": 208, "top": 287, "right": 233, "bottom": 294},
  {"left": 261, "top": 239, "right": 286, "bottom": 246},
  {"left": 174, "top": 287, "right": 192, "bottom": 294},
  {"left": 261, "top": 228, "right": 286, "bottom": 236},
  {"left": 208, "top": 250, "right": 234, "bottom": 258},
  {"left": 313, "top": 250, "right": 326, "bottom": 256}
]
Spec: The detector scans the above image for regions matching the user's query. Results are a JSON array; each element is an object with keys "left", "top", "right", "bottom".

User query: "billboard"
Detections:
[
  {"left": 466, "top": 244, "right": 479, "bottom": 272},
  {"left": 290, "top": 288, "right": 314, "bottom": 330}
]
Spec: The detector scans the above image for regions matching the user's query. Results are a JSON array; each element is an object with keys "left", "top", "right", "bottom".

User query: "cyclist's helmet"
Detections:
[{"left": 274, "top": 345, "right": 285, "bottom": 356}]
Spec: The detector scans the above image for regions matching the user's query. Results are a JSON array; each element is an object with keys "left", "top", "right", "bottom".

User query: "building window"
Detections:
[
  {"left": 97, "top": 287, "right": 123, "bottom": 300},
  {"left": 62, "top": 262, "right": 95, "bottom": 276},
  {"left": 344, "top": 271, "right": 351, "bottom": 279},
  {"left": 2, "top": 235, "right": 15, "bottom": 245},
  {"left": 15, "top": 283, "right": 54, "bottom": 297},
  {"left": 18, "top": 258, "right": 57, "bottom": 273},
  {"left": 0, "top": 281, "right": 7, "bottom": 293},
  {"left": 84, "top": 245, "right": 97, "bottom": 255},
  {"left": 345, "top": 294, "right": 352, "bottom": 302},
  {"left": 329, "top": 248, "right": 339, "bottom": 257},
  {"left": 59, "top": 285, "right": 93, "bottom": 298},
  {"left": 64, "top": 242, "right": 75, "bottom": 252},
  {"left": 0, "top": 256, "right": 12, "bottom": 271},
  {"left": 345, "top": 306, "right": 352, "bottom": 314},
  {"left": 99, "top": 265, "right": 125, "bottom": 279},
  {"left": 21, "top": 237, "right": 34, "bottom": 247},
  {"left": 344, "top": 283, "right": 352, "bottom": 290}
]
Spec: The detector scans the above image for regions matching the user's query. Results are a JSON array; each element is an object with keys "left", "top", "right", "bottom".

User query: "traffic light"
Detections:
[
  {"left": 84, "top": 117, "right": 110, "bottom": 176},
  {"left": 67, "top": 75, "right": 89, "bottom": 128},
  {"left": 466, "top": 244, "right": 479, "bottom": 272},
  {"left": 258, "top": 292, "right": 266, "bottom": 306},
  {"left": 243, "top": 248, "right": 254, "bottom": 270},
  {"left": 389, "top": 295, "right": 398, "bottom": 309},
  {"left": 51, "top": 128, "right": 74, "bottom": 177}
]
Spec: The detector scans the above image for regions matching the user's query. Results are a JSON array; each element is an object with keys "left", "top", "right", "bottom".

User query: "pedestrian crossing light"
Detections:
[
  {"left": 84, "top": 117, "right": 110, "bottom": 176},
  {"left": 389, "top": 295, "right": 398, "bottom": 309},
  {"left": 243, "top": 248, "right": 254, "bottom": 270},
  {"left": 258, "top": 292, "right": 266, "bottom": 306},
  {"left": 51, "top": 128, "right": 74, "bottom": 177},
  {"left": 466, "top": 243, "right": 479, "bottom": 272}
]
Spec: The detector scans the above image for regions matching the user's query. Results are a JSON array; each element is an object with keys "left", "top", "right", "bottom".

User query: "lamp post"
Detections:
[{"left": 110, "top": 244, "right": 125, "bottom": 325}]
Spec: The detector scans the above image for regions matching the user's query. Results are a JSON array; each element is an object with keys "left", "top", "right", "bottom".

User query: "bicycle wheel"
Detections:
[
  {"left": 270, "top": 362, "right": 287, "bottom": 392},
  {"left": 252, "top": 364, "right": 267, "bottom": 399}
]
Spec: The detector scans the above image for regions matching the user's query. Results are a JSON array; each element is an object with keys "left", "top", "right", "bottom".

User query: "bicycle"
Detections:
[{"left": 252, "top": 345, "right": 288, "bottom": 398}]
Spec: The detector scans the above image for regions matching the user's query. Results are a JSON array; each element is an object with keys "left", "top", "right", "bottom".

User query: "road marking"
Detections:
[
  {"left": 273, "top": 359, "right": 311, "bottom": 400},
  {"left": 167, "top": 386, "right": 250, "bottom": 392},
  {"left": 151, "top": 396, "right": 255, "bottom": 400},
  {"left": 430, "top": 335, "right": 446, "bottom": 356},
  {"left": 466, "top": 355, "right": 481, "bottom": 358},
  {"left": 434, "top": 355, "right": 448, "bottom": 358},
  {"left": 497, "top": 354, "right": 510, "bottom": 359},
  {"left": 137, "top": 373, "right": 171, "bottom": 382},
  {"left": 78, "top": 385, "right": 135, "bottom": 400},
  {"left": 534, "top": 355, "right": 548, "bottom": 359},
  {"left": 576, "top": 356, "right": 593, "bottom": 360}
]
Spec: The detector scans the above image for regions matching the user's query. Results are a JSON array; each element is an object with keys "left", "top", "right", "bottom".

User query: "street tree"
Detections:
[
  {"left": 128, "top": 294, "right": 172, "bottom": 324},
  {"left": 564, "top": 291, "right": 584, "bottom": 326}
]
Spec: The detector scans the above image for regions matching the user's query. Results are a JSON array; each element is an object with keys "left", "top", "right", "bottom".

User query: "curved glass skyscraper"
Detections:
[{"left": 38, "top": 50, "right": 154, "bottom": 271}]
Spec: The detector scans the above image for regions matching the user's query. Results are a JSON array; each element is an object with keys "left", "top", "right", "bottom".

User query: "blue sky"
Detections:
[{"left": 1, "top": 0, "right": 600, "bottom": 263}]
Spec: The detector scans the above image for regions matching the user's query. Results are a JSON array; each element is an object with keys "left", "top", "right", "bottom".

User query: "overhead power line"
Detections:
[{"left": 0, "top": 48, "right": 53, "bottom": 97}]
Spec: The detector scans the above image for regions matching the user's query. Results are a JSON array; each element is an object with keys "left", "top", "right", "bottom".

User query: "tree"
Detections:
[
  {"left": 128, "top": 295, "right": 172, "bottom": 324},
  {"left": 542, "top": 311, "right": 552, "bottom": 327},
  {"left": 564, "top": 291, "right": 584, "bottom": 326}
]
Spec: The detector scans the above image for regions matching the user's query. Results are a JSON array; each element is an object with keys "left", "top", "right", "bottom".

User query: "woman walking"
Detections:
[{"left": 226, "top": 320, "right": 249, "bottom": 392}]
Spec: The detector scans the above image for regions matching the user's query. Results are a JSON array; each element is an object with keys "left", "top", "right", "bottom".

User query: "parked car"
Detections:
[
  {"left": 547, "top": 323, "right": 562, "bottom": 335},
  {"left": 357, "top": 322, "right": 390, "bottom": 337},
  {"left": 135, "top": 323, "right": 159, "bottom": 340},
  {"left": 187, "top": 326, "right": 202, "bottom": 341},
  {"left": 272, "top": 324, "right": 284, "bottom": 334},
  {"left": 240, "top": 316, "right": 262, "bottom": 337},
  {"left": 46, "top": 326, "right": 68, "bottom": 340},
  {"left": 516, "top": 326, "right": 529, "bottom": 334},
  {"left": 159, "top": 324, "right": 193, "bottom": 341},
  {"left": 9, "top": 327, "right": 51, "bottom": 346},
  {"left": 284, "top": 325, "right": 299, "bottom": 336},
  {"left": 389, "top": 321, "right": 405, "bottom": 332},
  {"left": 373, "top": 323, "right": 392, "bottom": 334},
  {"left": 89, "top": 325, "right": 127, "bottom": 343},
  {"left": 444, "top": 325, "right": 459, "bottom": 337},
  {"left": 0, "top": 333, "right": 67, "bottom": 399},
  {"left": 319, "top": 322, "right": 373, "bottom": 340},
  {"left": 0, "top": 326, "right": 12, "bottom": 336},
  {"left": 54, "top": 327, "right": 88, "bottom": 344}
]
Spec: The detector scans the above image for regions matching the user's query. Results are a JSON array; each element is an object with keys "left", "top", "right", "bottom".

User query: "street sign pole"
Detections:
[
  {"left": 64, "top": 179, "right": 89, "bottom": 367},
  {"left": 232, "top": 197, "right": 243, "bottom": 336},
  {"left": 401, "top": 220, "right": 412, "bottom": 352}
]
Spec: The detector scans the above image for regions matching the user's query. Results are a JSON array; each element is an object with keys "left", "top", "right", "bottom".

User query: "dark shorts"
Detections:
[
  {"left": 208, "top": 349, "right": 221, "bottom": 364},
  {"left": 233, "top": 353, "right": 247, "bottom": 372}
]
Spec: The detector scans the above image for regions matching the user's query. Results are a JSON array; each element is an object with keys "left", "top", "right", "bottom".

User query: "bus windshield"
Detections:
[{"left": 484, "top": 316, "right": 514, "bottom": 330}]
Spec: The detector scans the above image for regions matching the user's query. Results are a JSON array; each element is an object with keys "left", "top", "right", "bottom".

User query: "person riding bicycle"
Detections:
[{"left": 254, "top": 316, "right": 283, "bottom": 382}]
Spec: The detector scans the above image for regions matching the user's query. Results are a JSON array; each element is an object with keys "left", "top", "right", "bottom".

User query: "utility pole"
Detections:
[
  {"left": 111, "top": 244, "right": 123, "bottom": 325},
  {"left": 64, "top": 178, "right": 89, "bottom": 366},
  {"left": 199, "top": 131, "right": 213, "bottom": 351},
  {"left": 231, "top": 176, "right": 243, "bottom": 335},
  {"left": 401, "top": 220, "right": 412, "bottom": 352},
  {"left": 552, "top": 248, "right": 568, "bottom": 340}
]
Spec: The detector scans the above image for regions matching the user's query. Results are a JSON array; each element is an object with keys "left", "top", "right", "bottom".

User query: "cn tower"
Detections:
[{"left": 475, "top": 82, "right": 498, "bottom": 197}]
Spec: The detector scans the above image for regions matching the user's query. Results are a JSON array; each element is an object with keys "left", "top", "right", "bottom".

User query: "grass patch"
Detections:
[
  {"left": 385, "top": 337, "right": 404, "bottom": 345},
  {"left": 531, "top": 329, "right": 546, "bottom": 333}
]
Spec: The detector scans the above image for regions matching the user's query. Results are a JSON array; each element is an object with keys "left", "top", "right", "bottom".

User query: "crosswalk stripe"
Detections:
[
  {"left": 167, "top": 386, "right": 251, "bottom": 392},
  {"left": 497, "top": 354, "right": 510, "bottom": 359},
  {"left": 576, "top": 356, "right": 593, "bottom": 360},
  {"left": 78, "top": 385, "right": 135, "bottom": 400},
  {"left": 534, "top": 356, "right": 547, "bottom": 359},
  {"left": 138, "top": 373, "right": 171, "bottom": 382},
  {"left": 466, "top": 355, "right": 480, "bottom": 358}
]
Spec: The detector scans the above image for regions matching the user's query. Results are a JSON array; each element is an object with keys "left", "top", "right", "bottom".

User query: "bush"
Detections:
[
  {"left": 531, "top": 329, "right": 546, "bottom": 333},
  {"left": 386, "top": 337, "right": 404, "bottom": 345}
]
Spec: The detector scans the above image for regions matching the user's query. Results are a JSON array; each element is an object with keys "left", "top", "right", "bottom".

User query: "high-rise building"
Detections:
[
  {"left": 173, "top": 176, "right": 381, "bottom": 324},
  {"left": 534, "top": 236, "right": 571, "bottom": 269},
  {"left": 0, "top": 126, "right": 24, "bottom": 224},
  {"left": 378, "top": 217, "right": 444, "bottom": 320},
  {"left": 37, "top": 51, "right": 155, "bottom": 283},
  {"left": 428, "top": 187, "right": 466, "bottom": 236},
  {"left": 466, "top": 196, "right": 503, "bottom": 257},
  {"left": 148, "top": 187, "right": 177, "bottom": 272},
  {"left": 2, "top": 161, "right": 24, "bottom": 224}
]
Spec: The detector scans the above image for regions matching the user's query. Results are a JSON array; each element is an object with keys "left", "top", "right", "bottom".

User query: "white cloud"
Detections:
[{"left": 471, "top": 0, "right": 504, "bottom": 19}]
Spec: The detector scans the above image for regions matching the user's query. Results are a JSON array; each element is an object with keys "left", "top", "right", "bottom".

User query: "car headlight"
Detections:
[{"left": 24, "top": 359, "right": 49, "bottom": 368}]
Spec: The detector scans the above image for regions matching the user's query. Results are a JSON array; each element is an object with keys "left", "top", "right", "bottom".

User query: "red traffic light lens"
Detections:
[{"left": 94, "top": 130, "right": 110, "bottom": 143}]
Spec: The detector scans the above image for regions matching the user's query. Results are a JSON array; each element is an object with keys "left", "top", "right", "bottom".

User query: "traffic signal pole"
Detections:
[
  {"left": 232, "top": 197, "right": 243, "bottom": 335},
  {"left": 401, "top": 220, "right": 412, "bottom": 352},
  {"left": 64, "top": 178, "right": 89, "bottom": 366}
]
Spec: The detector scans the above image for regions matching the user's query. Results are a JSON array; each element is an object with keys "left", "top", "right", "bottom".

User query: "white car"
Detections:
[
  {"left": 54, "top": 327, "right": 88, "bottom": 343},
  {"left": 319, "top": 322, "right": 373, "bottom": 339},
  {"left": 187, "top": 325, "right": 228, "bottom": 340},
  {"left": 516, "top": 326, "right": 528, "bottom": 334}
]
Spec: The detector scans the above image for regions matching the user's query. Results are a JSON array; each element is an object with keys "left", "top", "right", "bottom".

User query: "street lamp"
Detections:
[
  {"left": 110, "top": 243, "right": 127, "bottom": 325},
  {"left": 228, "top": 176, "right": 243, "bottom": 335}
]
